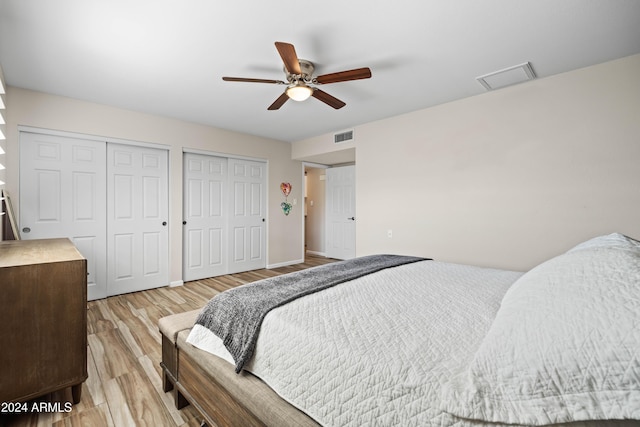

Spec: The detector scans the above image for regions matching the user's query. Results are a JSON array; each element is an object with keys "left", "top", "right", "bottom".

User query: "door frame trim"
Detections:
[
  {"left": 18, "top": 125, "right": 171, "bottom": 150},
  {"left": 301, "top": 162, "right": 330, "bottom": 261},
  {"left": 183, "top": 147, "right": 266, "bottom": 163}
]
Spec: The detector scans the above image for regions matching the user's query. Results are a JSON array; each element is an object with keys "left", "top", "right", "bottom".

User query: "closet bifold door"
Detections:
[
  {"left": 19, "top": 131, "right": 108, "bottom": 300},
  {"left": 107, "top": 143, "right": 169, "bottom": 296}
]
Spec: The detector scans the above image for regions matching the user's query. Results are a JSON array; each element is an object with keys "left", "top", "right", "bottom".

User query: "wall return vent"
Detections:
[{"left": 334, "top": 130, "right": 354, "bottom": 144}]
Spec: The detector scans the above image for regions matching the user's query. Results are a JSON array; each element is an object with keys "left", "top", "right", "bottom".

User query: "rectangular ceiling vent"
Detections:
[
  {"left": 476, "top": 62, "right": 536, "bottom": 91},
  {"left": 334, "top": 130, "right": 354, "bottom": 144}
]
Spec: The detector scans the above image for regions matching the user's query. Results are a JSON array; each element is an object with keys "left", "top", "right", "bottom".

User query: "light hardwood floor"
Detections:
[{"left": 1, "top": 255, "right": 336, "bottom": 427}]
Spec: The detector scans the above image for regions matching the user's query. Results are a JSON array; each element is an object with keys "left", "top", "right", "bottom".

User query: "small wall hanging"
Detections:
[{"left": 280, "top": 182, "right": 292, "bottom": 215}]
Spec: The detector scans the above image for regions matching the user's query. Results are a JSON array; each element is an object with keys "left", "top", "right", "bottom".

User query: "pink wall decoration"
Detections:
[{"left": 280, "top": 182, "right": 292, "bottom": 215}]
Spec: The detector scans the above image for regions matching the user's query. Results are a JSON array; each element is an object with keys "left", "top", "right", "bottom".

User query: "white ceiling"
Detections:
[{"left": 1, "top": 0, "right": 639, "bottom": 143}]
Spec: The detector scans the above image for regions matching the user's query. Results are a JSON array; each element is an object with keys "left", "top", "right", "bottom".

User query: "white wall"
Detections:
[
  {"left": 294, "top": 54, "right": 640, "bottom": 271},
  {"left": 4, "top": 87, "right": 304, "bottom": 284}
]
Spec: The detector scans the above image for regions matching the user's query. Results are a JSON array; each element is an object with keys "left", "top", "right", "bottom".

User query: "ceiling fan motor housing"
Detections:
[{"left": 285, "top": 59, "right": 315, "bottom": 83}]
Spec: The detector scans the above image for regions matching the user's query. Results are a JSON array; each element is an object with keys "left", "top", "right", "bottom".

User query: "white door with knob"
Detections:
[
  {"left": 227, "top": 158, "right": 266, "bottom": 274},
  {"left": 183, "top": 153, "right": 228, "bottom": 281},
  {"left": 326, "top": 165, "right": 356, "bottom": 260},
  {"left": 20, "top": 132, "right": 108, "bottom": 300},
  {"left": 107, "top": 143, "right": 169, "bottom": 296}
]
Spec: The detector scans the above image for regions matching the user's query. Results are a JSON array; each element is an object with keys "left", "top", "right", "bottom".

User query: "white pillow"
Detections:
[
  {"left": 441, "top": 235, "right": 640, "bottom": 425},
  {"left": 567, "top": 232, "right": 640, "bottom": 253}
]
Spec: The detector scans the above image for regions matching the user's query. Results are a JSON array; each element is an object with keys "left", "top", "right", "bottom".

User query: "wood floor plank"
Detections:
[
  {"left": 86, "top": 300, "right": 117, "bottom": 335},
  {"left": 85, "top": 345, "right": 106, "bottom": 407},
  {"left": 114, "top": 370, "right": 176, "bottom": 426},
  {"left": 138, "top": 355, "right": 186, "bottom": 426},
  {"left": 102, "top": 377, "right": 136, "bottom": 427},
  {"left": 89, "top": 329, "right": 146, "bottom": 382},
  {"left": 3, "top": 255, "right": 336, "bottom": 427},
  {"left": 51, "top": 404, "right": 113, "bottom": 427}
]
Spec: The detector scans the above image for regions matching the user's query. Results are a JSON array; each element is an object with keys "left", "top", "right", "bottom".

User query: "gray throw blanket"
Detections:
[{"left": 195, "top": 254, "right": 428, "bottom": 373}]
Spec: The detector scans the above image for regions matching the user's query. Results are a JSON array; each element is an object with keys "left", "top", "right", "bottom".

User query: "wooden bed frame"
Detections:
[{"left": 159, "top": 310, "right": 320, "bottom": 427}]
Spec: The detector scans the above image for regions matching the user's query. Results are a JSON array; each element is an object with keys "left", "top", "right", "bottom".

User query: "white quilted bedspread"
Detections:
[
  {"left": 188, "top": 234, "right": 640, "bottom": 427},
  {"left": 189, "top": 260, "right": 522, "bottom": 426}
]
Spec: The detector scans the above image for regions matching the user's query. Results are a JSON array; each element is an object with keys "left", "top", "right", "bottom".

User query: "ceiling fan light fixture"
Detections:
[{"left": 286, "top": 83, "right": 313, "bottom": 101}]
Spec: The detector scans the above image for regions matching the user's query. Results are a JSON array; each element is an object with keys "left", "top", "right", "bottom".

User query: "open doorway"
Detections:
[{"left": 303, "top": 164, "right": 328, "bottom": 257}]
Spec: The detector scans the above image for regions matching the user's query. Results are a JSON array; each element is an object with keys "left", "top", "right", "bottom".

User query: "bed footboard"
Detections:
[
  {"left": 160, "top": 333, "right": 189, "bottom": 410},
  {"left": 159, "top": 313, "right": 319, "bottom": 427}
]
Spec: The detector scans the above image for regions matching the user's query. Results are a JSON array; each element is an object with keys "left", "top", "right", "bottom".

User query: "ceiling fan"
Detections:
[{"left": 222, "top": 42, "right": 372, "bottom": 110}]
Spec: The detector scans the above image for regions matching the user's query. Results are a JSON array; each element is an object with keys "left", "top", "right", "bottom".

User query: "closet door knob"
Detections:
[{"left": 162, "top": 221, "right": 167, "bottom": 226}]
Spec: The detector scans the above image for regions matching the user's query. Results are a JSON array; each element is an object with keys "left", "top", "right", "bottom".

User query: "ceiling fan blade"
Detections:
[
  {"left": 275, "top": 42, "right": 302, "bottom": 75},
  {"left": 222, "top": 76, "right": 285, "bottom": 84},
  {"left": 268, "top": 92, "right": 290, "bottom": 110},
  {"left": 312, "top": 89, "right": 346, "bottom": 109},
  {"left": 315, "top": 67, "right": 372, "bottom": 84}
]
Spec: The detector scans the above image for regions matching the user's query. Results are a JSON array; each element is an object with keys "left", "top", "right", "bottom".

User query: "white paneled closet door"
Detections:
[
  {"left": 19, "top": 132, "right": 108, "bottom": 300},
  {"left": 228, "top": 158, "right": 266, "bottom": 274},
  {"left": 182, "top": 153, "right": 266, "bottom": 280},
  {"left": 107, "top": 143, "right": 169, "bottom": 296},
  {"left": 183, "top": 153, "right": 228, "bottom": 282}
]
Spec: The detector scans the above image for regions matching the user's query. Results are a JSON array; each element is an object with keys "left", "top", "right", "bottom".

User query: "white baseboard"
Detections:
[
  {"left": 267, "top": 258, "right": 304, "bottom": 269},
  {"left": 305, "top": 250, "right": 327, "bottom": 257},
  {"left": 169, "top": 280, "right": 184, "bottom": 288}
]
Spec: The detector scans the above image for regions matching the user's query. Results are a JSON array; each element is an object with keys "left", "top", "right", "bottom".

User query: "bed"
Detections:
[{"left": 159, "top": 233, "right": 640, "bottom": 426}]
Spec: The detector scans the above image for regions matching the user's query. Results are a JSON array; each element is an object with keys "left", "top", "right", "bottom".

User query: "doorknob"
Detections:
[
  {"left": 183, "top": 221, "right": 187, "bottom": 225},
  {"left": 347, "top": 217, "right": 355, "bottom": 221},
  {"left": 22, "top": 227, "right": 31, "bottom": 233},
  {"left": 162, "top": 221, "right": 167, "bottom": 226}
]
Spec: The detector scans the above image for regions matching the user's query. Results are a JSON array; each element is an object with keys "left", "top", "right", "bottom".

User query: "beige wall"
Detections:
[
  {"left": 6, "top": 53, "right": 639, "bottom": 278},
  {"left": 294, "top": 54, "right": 640, "bottom": 271},
  {"left": 4, "top": 87, "right": 304, "bottom": 284}
]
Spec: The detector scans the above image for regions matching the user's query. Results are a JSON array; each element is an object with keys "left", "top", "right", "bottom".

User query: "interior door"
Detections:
[
  {"left": 227, "top": 158, "right": 266, "bottom": 274},
  {"left": 326, "top": 165, "right": 356, "bottom": 260},
  {"left": 183, "top": 153, "right": 228, "bottom": 281},
  {"left": 19, "top": 132, "right": 108, "bottom": 300},
  {"left": 107, "top": 143, "right": 169, "bottom": 295}
]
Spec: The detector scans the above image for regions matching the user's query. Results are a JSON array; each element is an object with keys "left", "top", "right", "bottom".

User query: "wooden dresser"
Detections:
[{"left": 0, "top": 238, "right": 88, "bottom": 404}]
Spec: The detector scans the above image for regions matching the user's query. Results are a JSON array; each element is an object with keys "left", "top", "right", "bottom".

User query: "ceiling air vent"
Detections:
[
  {"left": 334, "top": 130, "right": 354, "bottom": 144},
  {"left": 476, "top": 62, "right": 536, "bottom": 91}
]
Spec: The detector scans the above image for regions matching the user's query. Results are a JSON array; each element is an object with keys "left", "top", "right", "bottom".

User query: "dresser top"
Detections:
[{"left": 0, "top": 238, "right": 85, "bottom": 268}]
